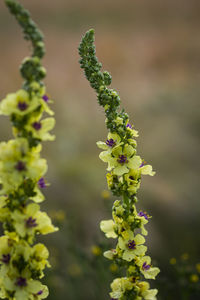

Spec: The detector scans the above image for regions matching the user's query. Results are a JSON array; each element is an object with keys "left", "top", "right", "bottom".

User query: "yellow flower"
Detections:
[
  {"left": 30, "top": 243, "right": 50, "bottom": 276},
  {"left": 136, "top": 209, "right": 149, "bottom": 236},
  {"left": 0, "top": 89, "right": 39, "bottom": 116},
  {"left": 0, "top": 235, "right": 12, "bottom": 270},
  {"left": 100, "top": 219, "right": 117, "bottom": 238},
  {"left": 110, "top": 263, "right": 118, "bottom": 273},
  {"left": 3, "top": 275, "right": 49, "bottom": 300},
  {"left": 169, "top": 258, "right": 176, "bottom": 265},
  {"left": 91, "top": 245, "right": 102, "bottom": 256},
  {"left": 126, "top": 121, "right": 139, "bottom": 137},
  {"left": 181, "top": 253, "right": 189, "bottom": 261},
  {"left": 110, "top": 277, "right": 134, "bottom": 299},
  {"left": 0, "top": 139, "right": 47, "bottom": 193},
  {"left": 97, "top": 132, "right": 122, "bottom": 151},
  {"left": 118, "top": 231, "right": 147, "bottom": 262},
  {"left": 104, "top": 249, "right": 117, "bottom": 260},
  {"left": 137, "top": 281, "right": 158, "bottom": 300},
  {"left": 124, "top": 160, "right": 155, "bottom": 195},
  {"left": 124, "top": 169, "right": 141, "bottom": 195},
  {"left": 101, "top": 190, "right": 110, "bottom": 199},
  {"left": 25, "top": 117, "right": 55, "bottom": 141},
  {"left": 196, "top": 263, "right": 200, "bottom": 273},
  {"left": 190, "top": 274, "right": 199, "bottom": 283},
  {"left": 99, "top": 144, "right": 141, "bottom": 176},
  {"left": 136, "top": 256, "right": 160, "bottom": 279},
  {"left": 12, "top": 203, "right": 58, "bottom": 241},
  {"left": 106, "top": 172, "right": 115, "bottom": 189}
]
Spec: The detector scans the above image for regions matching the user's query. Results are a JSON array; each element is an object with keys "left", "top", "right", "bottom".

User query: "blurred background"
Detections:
[{"left": 0, "top": 0, "right": 200, "bottom": 299}]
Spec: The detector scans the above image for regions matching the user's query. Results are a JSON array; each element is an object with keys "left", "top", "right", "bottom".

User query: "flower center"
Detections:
[
  {"left": 32, "top": 121, "right": 42, "bottom": 131},
  {"left": 42, "top": 94, "right": 49, "bottom": 102},
  {"left": 18, "top": 101, "right": 28, "bottom": 111},
  {"left": 117, "top": 155, "right": 128, "bottom": 164},
  {"left": 37, "top": 290, "right": 43, "bottom": 295},
  {"left": 1, "top": 254, "right": 10, "bottom": 264},
  {"left": 142, "top": 262, "right": 151, "bottom": 271},
  {"left": 127, "top": 240, "right": 136, "bottom": 250},
  {"left": 106, "top": 138, "right": 115, "bottom": 147},
  {"left": 15, "top": 161, "right": 26, "bottom": 172},
  {"left": 38, "top": 177, "right": 46, "bottom": 188},
  {"left": 138, "top": 211, "right": 148, "bottom": 220},
  {"left": 16, "top": 277, "right": 27, "bottom": 287},
  {"left": 26, "top": 217, "right": 37, "bottom": 228}
]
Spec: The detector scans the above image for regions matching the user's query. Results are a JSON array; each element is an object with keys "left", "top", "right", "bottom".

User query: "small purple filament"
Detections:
[
  {"left": 138, "top": 211, "right": 148, "bottom": 220},
  {"left": 106, "top": 138, "right": 115, "bottom": 147},
  {"left": 26, "top": 217, "right": 37, "bottom": 228},
  {"left": 142, "top": 262, "right": 151, "bottom": 271},
  {"left": 16, "top": 277, "right": 27, "bottom": 287},
  {"left": 32, "top": 121, "right": 42, "bottom": 131},
  {"left": 126, "top": 123, "right": 132, "bottom": 129},
  {"left": 127, "top": 240, "right": 136, "bottom": 250},
  {"left": 38, "top": 177, "right": 46, "bottom": 189},
  {"left": 139, "top": 161, "right": 145, "bottom": 168},
  {"left": 117, "top": 155, "right": 128, "bottom": 164},
  {"left": 37, "top": 290, "right": 43, "bottom": 295},
  {"left": 15, "top": 161, "right": 26, "bottom": 172},
  {"left": 42, "top": 95, "right": 49, "bottom": 102},
  {"left": 18, "top": 101, "right": 28, "bottom": 111}
]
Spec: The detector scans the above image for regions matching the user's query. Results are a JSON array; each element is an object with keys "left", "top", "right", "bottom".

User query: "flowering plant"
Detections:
[
  {"left": 79, "top": 29, "right": 160, "bottom": 300},
  {"left": 0, "top": 1, "right": 57, "bottom": 299}
]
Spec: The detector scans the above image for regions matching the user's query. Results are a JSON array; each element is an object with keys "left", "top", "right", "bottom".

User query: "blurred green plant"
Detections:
[
  {"left": 79, "top": 29, "right": 160, "bottom": 300},
  {"left": 157, "top": 253, "right": 200, "bottom": 300},
  {"left": 0, "top": 0, "right": 57, "bottom": 299}
]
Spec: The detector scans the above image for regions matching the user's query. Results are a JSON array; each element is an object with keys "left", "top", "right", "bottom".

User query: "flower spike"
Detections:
[
  {"left": 0, "top": 1, "right": 57, "bottom": 299},
  {"left": 79, "top": 29, "right": 160, "bottom": 300}
]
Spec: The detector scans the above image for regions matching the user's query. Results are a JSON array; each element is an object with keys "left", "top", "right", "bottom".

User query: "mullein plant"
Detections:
[
  {"left": 0, "top": 0, "right": 58, "bottom": 299},
  {"left": 79, "top": 29, "right": 160, "bottom": 300}
]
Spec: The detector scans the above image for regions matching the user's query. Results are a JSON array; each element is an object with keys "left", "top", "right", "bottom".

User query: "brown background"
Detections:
[{"left": 0, "top": 1, "right": 199, "bottom": 299}]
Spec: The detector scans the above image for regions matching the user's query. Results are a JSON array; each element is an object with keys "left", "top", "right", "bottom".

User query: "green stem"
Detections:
[
  {"left": 4, "top": 0, "right": 46, "bottom": 89},
  {"left": 123, "top": 193, "right": 130, "bottom": 212}
]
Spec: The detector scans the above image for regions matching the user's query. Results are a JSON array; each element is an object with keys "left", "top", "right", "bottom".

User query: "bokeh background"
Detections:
[{"left": 0, "top": 0, "right": 200, "bottom": 299}]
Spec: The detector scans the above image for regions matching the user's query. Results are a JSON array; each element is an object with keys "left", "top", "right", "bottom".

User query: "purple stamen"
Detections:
[
  {"left": 15, "top": 161, "right": 26, "bottom": 172},
  {"left": 16, "top": 277, "right": 27, "bottom": 287},
  {"left": 38, "top": 177, "right": 46, "bottom": 189},
  {"left": 37, "top": 290, "right": 43, "bottom": 295},
  {"left": 142, "top": 262, "right": 151, "bottom": 271},
  {"left": 139, "top": 161, "right": 145, "bottom": 168},
  {"left": 127, "top": 240, "right": 136, "bottom": 250},
  {"left": 26, "top": 217, "right": 37, "bottom": 228},
  {"left": 117, "top": 155, "right": 128, "bottom": 164},
  {"left": 32, "top": 121, "right": 42, "bottom": 131},
  {"left": 126, "top": 123, "right": 132, "bottom": 129},
  {"left": 106, "top": 138, "right": 115, "bottom": 147},
  {"left": 138, "top": 211, "right": 148, "bottom": 220},
  {"left": 1, "top": 254, "right": 10, "bottom": 264},
  {"left": 18, "top": 101, "right": 28, "bottom": 111},
  {"left": 42, "top": 95, "right": 49, "bottom": 102}
]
